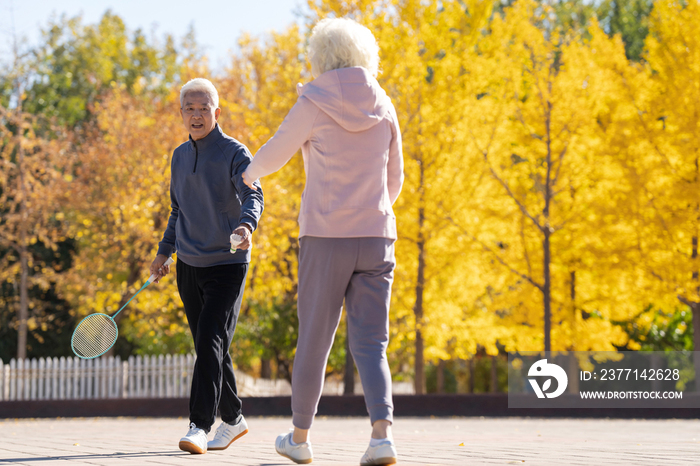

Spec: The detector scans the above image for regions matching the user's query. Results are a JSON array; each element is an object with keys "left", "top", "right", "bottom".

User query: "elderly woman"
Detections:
[{"left": 242, "top": 17, "right": 403, "bottom": 466}]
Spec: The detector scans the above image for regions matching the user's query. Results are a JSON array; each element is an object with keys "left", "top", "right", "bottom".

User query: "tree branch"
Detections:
[
  {"left": 486, "top": 164, "right": 545, "bottom": 232},
  {"left": 677, "top": 295, "right": 698, "bottom": 309},
  {"left": 445, "top": 215, "right": 544, "bottom": 293},
  {"left": 551, "top": 141, "right": 569, "bottom": 187}
]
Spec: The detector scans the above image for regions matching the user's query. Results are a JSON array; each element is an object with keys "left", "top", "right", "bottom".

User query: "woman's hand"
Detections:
[{"left": 241, "top": 170, "right": 258, "bottom": 191}]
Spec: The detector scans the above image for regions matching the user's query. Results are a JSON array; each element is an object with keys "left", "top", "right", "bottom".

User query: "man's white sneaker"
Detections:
[
  {"left": 360, "top": 440, "right": 397, "bottom": 466},
  {"left": 179, "top": 422, "right": 208, "bottom": 454},
  {"left": 275, "top": 430, "right": 313, "bottom": 464},
  {"left": 208, "top": 416, "right": 249, "bottom": 450}
]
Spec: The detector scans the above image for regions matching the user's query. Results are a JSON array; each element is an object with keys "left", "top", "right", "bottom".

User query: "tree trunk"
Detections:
[
  {"left": 692, "top": 304, "right": 700, "bottom": 392},
  {"left": 468, "top": 357, "right": 475, "bottom": 394},
  {"left": 693, "top": 235, "right": 700, "bottom": 392},
  {"left": 415, "top": 328, "right": 425, "bottom": 394},
  {"left": 414, "top": 292, "right": 425, "bottom": 394},
  {"left": 17, "top": 246, "right": 28, "bottom": 360},
  {"left": 567, "top": 271, "right": 579, "bottom": 393},
  {"left": 278, "top": 356, "right": 292, "bottom": 384},
  {"left": 436, "top": 359, "right": 445, "bottom": 394},
  {"left": 543, "top": 97, "right": 553, "bottom": 353},
  {"left": 570, "top": 270, "right": 576, "bottom": 348},
  {"left": 260, "top": 358, "right": 272, "bottom": 379},
  {"left": 16, "top": 104, "right": 29, "bottom": 361},
  {"left": 344, "top": 315, "right": 355, "bottom": 395},
  {"left": 567, "top": 354, "right": 579, "bottom": 393},
  {"left": 414, "top": 204, "right": 427, "bottom": 395},
  {"left": 490, "top": 355, "right": 498, "bottom": 393},
  {"left": 543, "top": 228, "right": 551, "bottom": 352}
]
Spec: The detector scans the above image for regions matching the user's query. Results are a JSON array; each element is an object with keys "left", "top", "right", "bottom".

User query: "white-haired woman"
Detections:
[{"left": 242, "top": 17, "right": 403, "bottom": 466}]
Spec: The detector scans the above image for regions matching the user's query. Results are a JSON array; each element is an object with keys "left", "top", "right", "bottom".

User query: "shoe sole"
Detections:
[
  {"left": 276, "top": 450, "right": 313, "bottom": 464},
  {"left": 207, "top": 428, "right": 249, "bottom": 451},
  {"left": 361, "top": 456, "right": 397, "bottom": 466},
  {"left": 179, "top": 440, "right": 205, "bottom": 454}
]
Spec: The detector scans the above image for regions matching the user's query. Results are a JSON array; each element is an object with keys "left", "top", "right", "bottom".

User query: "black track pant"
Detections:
[{"left": 177, "top": 260, "right": 248, "bottom": 432}]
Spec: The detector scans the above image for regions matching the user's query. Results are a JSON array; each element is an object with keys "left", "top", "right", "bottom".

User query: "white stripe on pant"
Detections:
[{"left": 292, "top": 236, "right": 395, "bottom": 429}]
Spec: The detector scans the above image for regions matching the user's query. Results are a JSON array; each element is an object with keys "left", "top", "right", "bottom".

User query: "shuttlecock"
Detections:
[{"left": 230, "top": 233, "right": 243, "bottom": 253}]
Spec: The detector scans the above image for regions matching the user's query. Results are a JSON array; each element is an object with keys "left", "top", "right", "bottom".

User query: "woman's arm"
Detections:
[
  {"left": 242, "top": 96, "right": 320, "bottom": 189},
  {"left": 387, "top": 106, "right": 404, "bottom": 205},
  {"left": 231, "top": 146, "right": 264, "bottom": 232}
]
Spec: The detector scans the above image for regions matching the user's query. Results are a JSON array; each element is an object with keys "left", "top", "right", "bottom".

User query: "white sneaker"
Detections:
[
  {"left": 360, "top": 440, "right": 397, "bottom": 465},
  {"left": 179, "top": 422, "right": 208, "bottom": 454},
  {"left": 208, "top": 416, "right": 249, "bottom": 450},
  {"left": 275, "top": 430, "right": 313, "bottom": 464}
]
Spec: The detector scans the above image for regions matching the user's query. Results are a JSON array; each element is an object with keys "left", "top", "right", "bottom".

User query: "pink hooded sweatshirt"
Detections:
[{"left": 244, "top": 66, "right": 404, "bottom": 239}]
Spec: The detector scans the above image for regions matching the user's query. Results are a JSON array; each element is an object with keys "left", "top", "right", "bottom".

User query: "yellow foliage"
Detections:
[
  {"left": 60, "top": 87, "right": 189, "bottom": 354},
  {"left": 607, "top": 0, "right": 700, "bottom": 331},
  {"left": 46, "top": 0, "right": 700, "bottom": 380}
]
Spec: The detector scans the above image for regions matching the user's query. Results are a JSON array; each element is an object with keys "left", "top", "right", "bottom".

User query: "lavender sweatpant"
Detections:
[{"left": 292, "top": 236, "right": 395, "bottom": 430}]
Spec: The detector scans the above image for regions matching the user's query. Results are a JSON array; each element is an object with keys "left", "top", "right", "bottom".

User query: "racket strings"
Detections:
[{"left": 71, "top": 314, "right": 118, "bottom": 359}]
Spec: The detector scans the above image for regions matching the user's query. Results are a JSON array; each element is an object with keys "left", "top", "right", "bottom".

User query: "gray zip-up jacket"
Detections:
[{"left": 157, "top": 124, "right": 264, "bottom": 267}]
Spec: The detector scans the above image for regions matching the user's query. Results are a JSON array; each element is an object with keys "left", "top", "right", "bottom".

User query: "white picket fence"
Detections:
[
  {"left": 322, "top": 379, "right": 415, "bottom": 396},
  {"left": 0, "top": 354, "right": 293, "bottom": 401},
  {"left": 0, "top": 355, "right": 414, "bottom": 401}
]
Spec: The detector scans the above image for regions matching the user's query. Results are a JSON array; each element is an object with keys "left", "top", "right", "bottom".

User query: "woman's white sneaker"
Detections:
[
  {"left": 208, "top": 416, "right": 249, "bottom": 450},
  {"left": 360, "top": 440, "right": 397, "bottom": 465},
  {"left": 275, "top": 430, "right": 313, "bottom": 464},
  {"left": 179, "top": 422, "right": 208, "bottom": 454}
]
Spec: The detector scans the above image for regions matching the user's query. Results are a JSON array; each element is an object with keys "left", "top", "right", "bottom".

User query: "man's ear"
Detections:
[
  {"left": 215, "top": 107, "right": 221, "bottom": 120},
  {"left": 179, "top": 108, "right": 184, "bottom": 118}
]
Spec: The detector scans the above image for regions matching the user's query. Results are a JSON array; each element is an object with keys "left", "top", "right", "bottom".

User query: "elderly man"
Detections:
[{"left": 151, "top": 77, "right": 263, "bottom": 454}]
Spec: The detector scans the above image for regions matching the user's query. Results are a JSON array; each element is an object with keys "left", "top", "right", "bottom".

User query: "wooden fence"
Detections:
[
  {"left": 0, "top": 354, "right": 294, "bottom": 401},
  {"left": 0, "top": 355, "right": 415, "bottom": 401}
]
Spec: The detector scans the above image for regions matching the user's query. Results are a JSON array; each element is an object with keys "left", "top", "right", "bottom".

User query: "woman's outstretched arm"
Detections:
[{"left": 242, "top": 96, "right": 320, "bottom": 189}]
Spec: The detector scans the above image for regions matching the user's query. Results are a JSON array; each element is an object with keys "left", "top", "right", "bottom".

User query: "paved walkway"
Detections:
[{"left": 0, "top": 416, "right": 698, "bottom": 465}]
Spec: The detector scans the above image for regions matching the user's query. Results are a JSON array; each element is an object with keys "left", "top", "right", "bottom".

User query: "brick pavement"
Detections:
[{"left": 0, "top": 416, "right": 698, "bottom": 465}]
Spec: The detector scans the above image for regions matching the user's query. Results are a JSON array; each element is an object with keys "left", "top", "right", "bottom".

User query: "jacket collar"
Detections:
[{"left": 189, "top": 123, "right": 223, "bottom": 151}]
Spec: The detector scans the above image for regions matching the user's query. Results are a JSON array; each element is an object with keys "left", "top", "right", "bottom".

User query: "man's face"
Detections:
[{"left": 180, "top": 91, "right": 221, "bottom": 141}]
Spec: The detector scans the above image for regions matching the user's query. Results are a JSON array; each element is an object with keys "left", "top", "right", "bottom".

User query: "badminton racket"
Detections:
[{"left": 71, "top": 257, "right": 174, "bottom": 359}]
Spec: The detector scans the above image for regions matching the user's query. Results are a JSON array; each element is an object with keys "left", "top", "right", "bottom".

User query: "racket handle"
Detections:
[{"left": 148, "top": 257, "right": 175, "bottom": 284}]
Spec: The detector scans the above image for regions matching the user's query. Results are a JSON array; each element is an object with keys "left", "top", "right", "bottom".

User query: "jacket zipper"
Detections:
[{"left": 192, "top": 140, "right": 199, "bottom": 174}]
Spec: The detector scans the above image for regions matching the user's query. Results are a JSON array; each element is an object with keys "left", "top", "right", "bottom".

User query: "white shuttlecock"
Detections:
[{"left": 230, "top": 233, "right": 244, "bottom": 253}]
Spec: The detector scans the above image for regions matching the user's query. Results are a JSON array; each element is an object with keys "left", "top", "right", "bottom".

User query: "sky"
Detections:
[{"left": 0, "top": 0, "right": 307, "bottom": 70}]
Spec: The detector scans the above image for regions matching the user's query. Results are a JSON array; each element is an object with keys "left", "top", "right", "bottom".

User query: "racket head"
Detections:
[{"left": 71, "top": 313, "right": 118, "bottom": 359}]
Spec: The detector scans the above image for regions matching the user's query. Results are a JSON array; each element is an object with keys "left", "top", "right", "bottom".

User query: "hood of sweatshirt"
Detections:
[{"left": 297, "top": 67, "right": 392, "bottom": 133}]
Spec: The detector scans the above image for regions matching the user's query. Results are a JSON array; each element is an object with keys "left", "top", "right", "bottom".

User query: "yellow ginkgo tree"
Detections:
[
  {"left": 607, "top": 0, "right": 700, "bottom": 374},
  {"left": 62, "top": 87, "right": 190, "bottom": 356}
]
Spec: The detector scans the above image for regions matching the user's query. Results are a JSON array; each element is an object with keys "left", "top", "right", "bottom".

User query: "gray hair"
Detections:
[
  {"left": 308, "top": 18, "right": 380, "bottom": 78},
  {"left": 180, "top": 78, "right": 219, "bottom": 108}
]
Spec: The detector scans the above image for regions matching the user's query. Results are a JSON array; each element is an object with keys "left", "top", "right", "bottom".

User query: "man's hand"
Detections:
[
  {"left": 241, "top": 169, "right": 258, "bottom": 191},
  {"left": 150, "top": 254, "right": 171, "bottom": 283},
  {"left": 232, "top": 224, "right": 253, "bottom": 250}
]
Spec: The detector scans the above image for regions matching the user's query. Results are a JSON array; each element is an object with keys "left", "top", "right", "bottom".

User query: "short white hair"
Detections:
[
  {"left": 180, "top": 78, "right": 219, "bottom": 108},
  {"left": 308, "top": 18, "right": 380, "bottom": 78}
]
